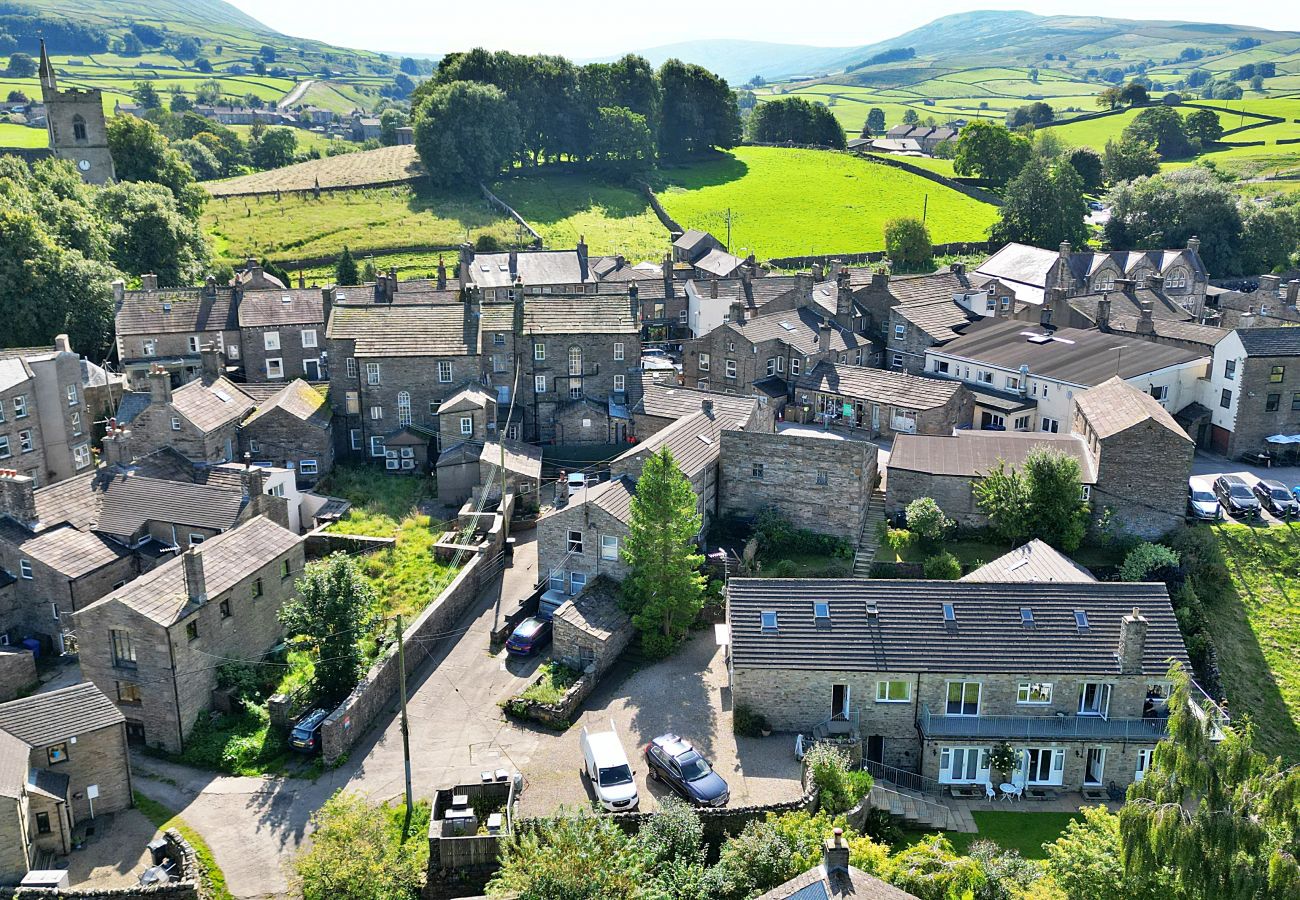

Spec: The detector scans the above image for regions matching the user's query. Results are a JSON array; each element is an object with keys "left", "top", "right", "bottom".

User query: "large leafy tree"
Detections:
[
  {"left": 1183, "top": 108, "right": 1224, "bottom": 147},
  {"left": 251, "top": 127, "right": 297, "bottom": 170},
  {"left": 1044, "top": 805, "right": 1171, "bottom": 900},
  {"left": 279, "top": 554, "right": 378, "bottom": 703},
  {"left": 620, "top": 447, "right": 705, "bottom": 657},
  {"left": 867, "top": 107, "right": 886, "bottom": 135},
  {"left": 1102, "top": 136, "right": 1160, "bottom": 184},
  {"left": 954, "top": 120, "right": 1032, "bottom": 186},
  {"left": 1121, "top": 667, "right": 1300, "bottom": 900},
  {"left": 106, "top": 115, "right": 206, "bottom": 217},
  {"left": 884, "top": 216, "right": 933, "bottom": 271},
  {"left": 1104, "top": 167, "right": 1244, "bottom": 275},
  {"left": 974, "top": 446, "right": 1089, "bottom": 551},
  {"left": 590, "top": 106, "right": 654, "bottom": 172},
  {"left": 658, "top": 58, "right": 741, "bottom": 159},
  {"left": 1066, "top": 146, "right": 1104, "bottom": 193},
  {"left": 413, "top": 80, "right": 521, "bottom": 187},
  {"left": 1123, "top": 106, "right": 1193, "bottom": 159},
  {"left": 95, "top": 182, "right": 209, "bottom": 286},
  {"left": 747, "top": 96, "right": 846, "bottom": 149},
  {"left": 293, "top": 791, "right": 428, "bottom": 900},
  {"left": 990, "top": 156, "right": 1089, "bottom": 250}
]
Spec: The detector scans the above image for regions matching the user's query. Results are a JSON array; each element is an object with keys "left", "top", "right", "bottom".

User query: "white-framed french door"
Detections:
[
  {"left": 939, "top": 746, "right": 990, "bottom": 784},
  {"left": 1020, "top": 747, "right": 1066, "bottom": 786}
]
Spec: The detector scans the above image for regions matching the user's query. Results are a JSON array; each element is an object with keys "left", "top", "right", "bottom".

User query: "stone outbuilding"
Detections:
[
  {"left": 552, "top": 578, "right": 632, "bottom": 678},
  {"left": 792, "top": 362, "right": 973, "bottom": 439},
  {"left": 238, "top": 379, "right": 334, "bottom": 485}
]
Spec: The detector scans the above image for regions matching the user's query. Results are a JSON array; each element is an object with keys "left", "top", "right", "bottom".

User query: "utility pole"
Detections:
[
  {"left": 396, "top": 615, "right": 413, "bottom": 841},
  {"left": 922, "top": 193, "right": 929, "bottom": 224},
  {"left": 725, "top": 208, "right": 732, "bottom": 252}
]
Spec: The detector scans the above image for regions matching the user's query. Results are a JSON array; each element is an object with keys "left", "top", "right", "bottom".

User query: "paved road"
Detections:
[{"left": 277, "top": 80, "right": 315, "bottom": 110}]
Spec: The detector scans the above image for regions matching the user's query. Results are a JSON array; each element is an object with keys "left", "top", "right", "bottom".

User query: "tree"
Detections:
[
  {"left": 658, "top": 58, "right": 741, "bottom": 159},
  {"left": 251, "top": 128, "right": 297, "bottom": 170},
  {"left": 1008, "top": 101, "right": 1054, "bottom": 128},
  {"left": 1104, "top": 168, "right": 1244, "bottom": 274},
  {"left": 867, "top": 107, "right": 886, "bottom": 135},
  {"left": 620, "top": 446, "right": 705, "bottom": 657},
  {"left": 334, "top": 246, "right": 359, "bottom": 286},
  {"left": 1045, "top": 805, "right": 1170, "bottom": 900},
  {"left": 489, "top": 813, "right": 650, "bottom": 898},
  {"left": 1096, "top": 86, "right": 1123, "bottom": 110},
  {"left": 1102, "top": 136, "right": 1160, "bottom": 184},
  {"left": 194, "top": 57, "right": 213, "bottom": 74},
  {"left": 884, "top": 835, "right": 988, "bottom": 899},
  {"left": 6, "top": 52, "right": 36, "bottom": 78},
  {"left": 990, "top": 156, "right": 1089, "bottom": 250},
  {"left": 169, "top": 92, "right": 193, "bottom": 113},
  {"left": 1183, "top": 108, "right": 1223, "bottom": 146},
  {"left": 133, "top": 81, "right": 162, "bottom": 110},
  {"left": 747, "top": 96, "right": 845, "bottom": 148},
  {"left": 884, "top": 217, "right": 932, "bottom": 271},
  {"left": 905, "top": 497, "right": 949, "bottom": 545},
  {"left": 1067, "top": 146, "right": 1104, "bottom": 192},
  {"left": 259, "top": 45, "right": 277, "bottom": 63},
  {"left": 399, "top": 57, "right": 419, "bottom": 75},
  {"left": 1120, "top": 543, "right": 1181, "bottom": 582},
  {"left": 902, "top": 108, "right": 920, "bottom": 125},
  {"left": 413, "top": 80, "right": 521, "bottom": 187},
  {"left": 106, "top": 116, "right": 206, "bottom": 218},
  {"left": 954, "top": 120, "right": 1032, "bottom": 186},
  {"left": 95, "top": 182, "right": 209, "bottom": 286},
  {"left": 1119, "top": 81, "right": 1150, "bottom": 106},
  {"left": 974, "top": 446, "right": 1089, "bottom": 551},
  {"left": 1123, "top": 106, "right": 1193, "bottom": 158},
  {"left": 1121, "top": 668, "right": 1300, "bottom": 900},
  {"left": 591, "top": 106, "right": 655, "bottom": 171},
  {"left": 120, "top": 32, "right": 143, "bottom": 57},
  {"left": 923, "top": 552, "right": 962, "bottom": 580},
  {"left": 279, "top": 554, "right": 378, "bottom": 702},
  {"left": 293, "top": 791, "right": 428, "bottom": 900},
  {"left": 378, "top": 108, "right": 407, "bottom": 146}
]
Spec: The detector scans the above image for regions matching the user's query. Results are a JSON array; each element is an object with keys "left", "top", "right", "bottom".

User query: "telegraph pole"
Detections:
[{"left": 396, "top": 615, "right": 413, "bottom": 840}]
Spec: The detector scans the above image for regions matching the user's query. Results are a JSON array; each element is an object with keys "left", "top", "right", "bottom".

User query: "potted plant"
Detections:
[{"left": 989, "top": 741, "right": 1017, "bottom": 785}]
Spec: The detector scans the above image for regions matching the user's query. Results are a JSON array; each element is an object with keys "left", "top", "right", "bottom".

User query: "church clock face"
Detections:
[{"left": 78, "top": 159, "right": 91, "bottom": 172}]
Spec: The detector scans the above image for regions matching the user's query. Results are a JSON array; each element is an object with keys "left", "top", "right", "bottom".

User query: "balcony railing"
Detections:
[{"left": 918, "top": 704, "right": 1169, "bottom": 741}]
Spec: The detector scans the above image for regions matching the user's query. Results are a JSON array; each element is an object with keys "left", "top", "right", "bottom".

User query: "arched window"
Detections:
[
  {"left": 568, "top": 346, "right": 583, "bottom": 376},
  {"left": 1166, "top": 268, "right": 1187, "bottom": 289},
  {"left": 397, "top": 391, "right": 412, "bottom": 427},
  {"left": 72, "top": 115, "right": 87, "bottom": 142}
]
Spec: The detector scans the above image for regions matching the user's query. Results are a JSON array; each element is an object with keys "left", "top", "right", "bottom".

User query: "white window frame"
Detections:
[
  {"left": 534, "top": 342, "right": 546, "bottom": 361},
  {"left": 698, "top": 352, "right": 710, "bottom": 372},
  {"left": 1041, "top": 417, "right": 1059, "bottom": 434},
  {"left": 945, "top": 681, "right": 981, "bottom": 717},
  {"left": 13, "top": 396, "right": 27, "bottom": 418},
  {"left": 569, "top": 571, "right": 586, "bottom": 594},
  {"left": 1135, "top": 748, "right": 1153, "bottom": 782},
  {"left": 1078, "top": 682, "right": 1112, "bottom": 718},
  {"left": 370, "top": 405, "right": 384, "bottom": 421},
  {"left": 170, "top": 416, "right": 182, "bottom": 431},
  {"left": 790, "top": 357, "right": 800, "bottom": 376},
  {"left": 266, "top": 358, "right": 284, "bottom": 379},
  {"left": 70, "top": 411, "right": 82, "bottom": 436},
  {"left": 188, "top": 335, "right": 200, "bottom": 354},
  {"left": 875, "top": 680, "right": 911, "bottom": 703},
  {"left": 264, "top": 331, "right": 280, "bottom": 351},
  {"left": 534, "top": 375, "right": 547, "bottom": 393},
  {"left": 366, "top": 362, "right": 381, "bottom": 385},
  {"left": 939, "top": 746, "right": 990, "bottom": 785},
  {"left": 459, "top": 416, "right": 473, "bottom": 435},
  {"left": 66, "top": 384, "right": 78, "bottom": 406},
  {"left": 567, "top": 529, "right": 583, "bottom": 554},
  {"left": 350, "top": 429, "right": 361, "bottom": 450},
  {"left": 301, "top": 329, "right": 317, "bottom": 348},
  {"left": 346, "top": 358, "right": 357, "bottom": 379},
  {"left": 17, "top": 430, "right": 32, "bottom": 454},
  {"left": 613, "top": 374, "right": 625, "bottom": 392},
  {"left": 613, "top": 342, "right": 624, "bottom": 361},
  {"left": 600, "top": 534, "right": 618, "bottom": 561},
  {"left": 19, "top": 559, "right": 33, "bottom": 579},
  {"left": 0, "top": 436, "right": 8, "bottom": 458},
  {"left": 726, "top": 359, "right": 737, "bottom": 378},
  {"left": 437, "top": 361, "right": 453, "bottom": 383},
  {"left": 397, "top": 392, "right": 412, "bottom": 427},
  {"left": 299, "top": 460, "right": 318, "bottom": 475},
  {"left": 369, "top": 436, "right": 386, "bottom": 457},
  {"left": 1017, "top": 681, "right": 1053, "bottom": 705},
  {"left": 142, "top": 340, "right": 157, "bottom": 358},
  {"left": 72, "top": 444, "right": 91, "bottom": 470}
]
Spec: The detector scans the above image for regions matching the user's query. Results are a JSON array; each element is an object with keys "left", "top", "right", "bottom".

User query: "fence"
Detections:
[{"left": 479, "top": 182, "right": 543, "bottom": 246}]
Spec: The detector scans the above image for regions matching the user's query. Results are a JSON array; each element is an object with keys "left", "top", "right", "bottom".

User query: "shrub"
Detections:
[
  {"left": 905, "top": 497, "right": 950, "bottom": 546},
  {"left": 1120, "top": 542, "right": 1181, "bottom": 583},
  {"left": 638, "top": 796, "right": 704, "bottom": 867},
  {"left": 923, "top": 551, "right": 962, "bottom": 580},
  {"left": 769, "top": 559, "right": 797, "bottom": 577},
  {"left": 295, "top": 792, "right": 429, "bottom": 900},
  {"left": 989, "top": 741, "right": 1017, "bottom": 781},
  {"left": 733, "top": 704, "right": 770, "bottom": 737},
  {"left": 884, "top": 527, "right": 916, "bottom": 556},
  {"left": 710, "top": 818, "right": 799, "bottom": 899},
  {"left": 804, "top": 742, "right": 872, "bottom": 814}
]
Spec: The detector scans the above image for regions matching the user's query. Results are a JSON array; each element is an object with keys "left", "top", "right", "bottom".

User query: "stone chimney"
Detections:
[
  {"left": 730, "top": 300, "right": 746, "bottom": 325},
  {"left": 949, "top": 261, "right": 965, "bottom": 276},
  {"left": 53, "top": 334, "right": 71, "bottom": 354},
  {"left": 818, "top": 317, "right": 833, "bottom": 347},
  {"left": 1145, "top": 274, "right": 1165, "bottom": 293},
  {"left": 321, "top": 286, "right": 335, "bottom": 328},
  {"left": 1059, "top": 240, "right": 1072, "bottom": 261},
  {"left": 662, "top": 253, "right": 675, "bottom": 299},
  {"left": 576, "top": 235, "right": 589, "bottom": 281},
  {"left": 147, "top": 365, "right": 172, "bottom": 406},
  {"left": 1118, "top": 607, "right": 1148, "bottom": 675},
  {"left": 0, "top": 470, "right": 37, "bottom": 526},
  {"left": 1096, "top": 296, "right": 1112, "bottom": 331},
  {"left": 101, "top": 426, "right": 134, "bottom": 468},
  {"left": 710, "top": 279, "right": 719, "bottom": 300},
  {"left": 183, "top": 548, "right": 207, "bottom": 605},
  {"left": 828, "top": 260, "right": 843, "bottom": 280},
  {"left": 112, "top": 279, "right": 125, "bottom": 306},
  {"left": 874, "top": 268, "right": 890, "bottom": 291},
  {"left": 795, "top": 271, "right": 814, "bottom": 307},
  {"left": 812, "top": 262, "right": 825, "bottom": 281},
  {"left": 240, "top": 460, "right": 266, "bottom": 499},
  {"left": 823, "top": 828, "right": 850, "bottom": 875},
  {"left": 628, "top": 283, "right": 640, "bottom": 323},
  {"left": 1186, "top": 235, "right": 1201, "bottom": 256},
  {"left": 836, "top": 269, "right": 854, "bottom": 322},
  {"left": 508, "top": 249, "right": 518, "bottom": 277},
  {"left": 1259, "top": 275, "right": 1281, "bottom": 296},
  {"left": 458, "top": 243, "right": 473, "bottom": 292},
  {"left": 1136, "top": 300, "right": 1155, "bottom": 335},
  {"left": 436, "top": 256, "right": 447, "bottom": 290},
  {"left": 141, "top": 273, "right": 159, "bottom": 292},
  {"left": 388, "top": 267, "right": 399, "bottom": 294},
  {"left": 701, "top": 398, "right": 714, "bottom": 416},
  {"left": 374, "top": 274, "right": 392, "bottom": 304},
  {"left": 200, "top": 344, "right": 221, "bottom": 381},
  {"left": 1115, "top": 277, "right": 1136, "bottom": 295},
  {"left": 1287, "top": 280, "right": 1300, "bottom": 306},
  {"left": 205, "top": 275, "right": 217, "bottom": 299}
]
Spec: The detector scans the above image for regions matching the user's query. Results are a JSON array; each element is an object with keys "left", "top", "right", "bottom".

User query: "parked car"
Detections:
[
  {"left": 1088, "top": 200, "right": 1104, "bottom": 211},
  {"left": 644, "top": 733, "right": 730, "bottom": 807},
  {"left": 1187, "top": 480, "right": 1222, "bottom": 521},
  {"left": 580, "top": 721, "right": 639, "bottom": 811},
  {"left": 1213, "top": 474, "right": 1261, "bottom": 518},
  {"left": 289, "top": 708, "right": 329, "bottom": 754},
  {"left": 1253, "top": 479, "right": 1300, "bottom": 517},
  {"left": 505, "top": 616, "right": 552, "bottom": 656}
]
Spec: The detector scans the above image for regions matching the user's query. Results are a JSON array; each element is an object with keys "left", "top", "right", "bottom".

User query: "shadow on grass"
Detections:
[
  {"left": 648, "top": 151, "right": 750, "bottom": 193},
  {"left": 489, "top": 171, "right": 655, "bottom": 226}
]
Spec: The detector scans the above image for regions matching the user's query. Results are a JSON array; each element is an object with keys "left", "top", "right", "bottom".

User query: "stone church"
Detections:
[{"left": 39, "top": 40, "right": 116, "bottom": 185}]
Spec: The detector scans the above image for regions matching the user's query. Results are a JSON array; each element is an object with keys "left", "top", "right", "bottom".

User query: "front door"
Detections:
[
  {"left": 1084, "top": 748, "right": 1106, "bottom": 786},
  {"left": 125, "top": 722, "right": 146, "bottom": 746},
  {"left": 831, "top": 684, "right": 850, "bottom": 721},
  {"left": 940, "top": 746, "right": 989, "bottom": 784},
  {"left": 1023, "top": 748, "right": 1065, "bottom": 785},
  {"left": 865, "top": 735, "right": 884, "bottom": 765},
  {"left": 303, "top": 359, "right": 321, "bottom": 380}
]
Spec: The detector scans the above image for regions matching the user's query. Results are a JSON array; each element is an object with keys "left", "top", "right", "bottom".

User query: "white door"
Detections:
[
  {"left": 831, "top": 684, "right": 851, "bottom": 721},
  {"left": 940, "top": 746, "right": 990, "bottom": 784},
  {"left": 1084, "top": 748, "right": 1106, "bottom": 786},
  {"left": 1135, "top": 748, "right": 1153, "bottom": 782},
  {"left": 1023, "top": 748, "right": 1066, "bottom": 785},
  {"left": 1078, "top": 683, "right": 1112, "bottom": 719}
]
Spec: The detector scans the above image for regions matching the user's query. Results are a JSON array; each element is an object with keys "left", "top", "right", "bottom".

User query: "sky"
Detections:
[
  {"left": 226, "top": 0, "right": 1300, "bottom": 58},
  {"left": 226, "top": 0, "right": 1300, "bottom": 57}
]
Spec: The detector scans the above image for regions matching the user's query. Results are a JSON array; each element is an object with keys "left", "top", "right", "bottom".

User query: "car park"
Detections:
[
  {"left": 1187, "top": 479, "right": 1222, "bottom": 521},
  {"left": 580, "top": 721, "right": 639, "bottom": 811},
  {"left": 1253, "top": 479, "right": 1300, "bottom": 517},
  {"left": 644, "top": 733, "right": 730, "bottom": 807},
  {"left": 505, "top": 616, "right": 552, "bottom": 656},
  {"left": 289, "top": 708, "right": 329, "bottom": 754},
  {"left": 1214, "top": 474, "right": 1261, "bottom": 518}
]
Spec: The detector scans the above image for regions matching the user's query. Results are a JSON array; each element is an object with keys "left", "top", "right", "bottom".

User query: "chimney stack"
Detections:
[
  {"left": 1145, "top": 274, "right": 1165, "bottom": 293},
  {"left": 1115, "top": 278, "right": 1136, "bottom": 295},
  {"left": 1286, "top": 280, "right": 1300, "bottom": 306},
  {"left": 1118, "top": 607, "right": 1148, "bottom": 675},
  {"left": 388, "top": 266, "right": 398, "bottom": 294},
  {"left": 822, "top": 828, "right": 850, "bottom": 875},
  {"left": 141, "top": 273, "right": 158, "bottom": 292},
  {"left": 112, "top": 279, "right": 125, "bottom": 306},
  {"left": 795, "top": 271, "right": 814, "bottom": 307},
  {"left": 949, "top": 261, "right": 966, "bottom": 276},
  {"left": 1259, "top": 275, "right": 1281, "bottom": 296},
  {"left": 321, "top": 286, "right": 335, "bottom": 327},
  {"left": 240, "top": 463, "right": 266, "bottom": 500},
  {"left": 1096, "top": 296, "right": 1112, "bottom": 331},
  {"left": 436, "top": 256, "right": 447, "bottom": 290},
  {"left": 1186, "top": 235, "right": 1201, "bottom": 255},
  {"left": 183, "top": 548, "right": 207, "bottom": 605},
  {"left": 147, "top": 365, "right": 172, "bottom": 406},
  {"left": 710, "top": 279, "right": 719, "bottom": 300},
  {"left": 508, "top": 249, "right": 518, "bottom": 276},
  {"left": 576, "top": 235, "right": 589, "bottom": 281},
  {"left": 205, "top": 275, "right": 217, "bottom": 299},
  {"left": 458, "top": 243, "right": 473, "bottom": 293},
  {"left": 1059, "top": 240, "right": 1072, "bottom": 261},
  {"left": 101, "top": 426, "right": 134, "bottom": 468},
  {"left": 53, "top": 334, "right": 71, "bottom": 354},
  {"left": 812, "top": 262, "right": 825, "bottom": 281},
  {"left": 1136, "top": 300, "right": 1155, "bottom": 335},
  {"left": 701, "top": 398, "right": 714, "bottom": 416},
  {"left": 0, "top": 470, "right": 37, "bottom": 526},
  {"left": 729, "top": 300, "right": 746, "bottom": 325},
  {"left": 836, "top": 269, "right": 853, "bottom": 320},
  {"left": 628, "top": 283, "right": 640, "bottom": 323},
  {"left": 200, "top": 344, "right": 221, "bottom": 381},
  {"left": 662, "top": 253, "right": 675, "bottom": 299}
]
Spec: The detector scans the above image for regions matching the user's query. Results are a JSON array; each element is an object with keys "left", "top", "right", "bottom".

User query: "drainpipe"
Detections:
[{"left": 167, "top": 631, "right": 184, "bottom": 753}]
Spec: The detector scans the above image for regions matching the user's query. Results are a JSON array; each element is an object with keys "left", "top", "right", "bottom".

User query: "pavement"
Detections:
[{"left": 58, "top": 808, "right": 158, "bottom": 888}]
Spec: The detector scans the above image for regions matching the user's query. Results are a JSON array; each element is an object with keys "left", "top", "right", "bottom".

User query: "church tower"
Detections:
[{"left": 39, "top": 40, "right": 116, "bottom": 185}]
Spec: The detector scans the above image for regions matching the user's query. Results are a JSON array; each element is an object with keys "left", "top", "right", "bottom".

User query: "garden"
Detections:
[{"left": 714, "top": 508, "right": 856, "bottom": 579}]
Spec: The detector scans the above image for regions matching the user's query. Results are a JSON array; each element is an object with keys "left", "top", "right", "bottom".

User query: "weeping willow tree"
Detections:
[{"left": 1120, "top": 665, "right": 1300, "bottom": 900}]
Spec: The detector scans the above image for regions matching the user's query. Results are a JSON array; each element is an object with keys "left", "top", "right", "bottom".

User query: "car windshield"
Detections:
[
  {"left": 292, "top": 726, "right": 313, "bottom": 738},
  {"left": 1230, "top": 485, "right": 1254, "bottom": 498},
  {"left": 598, "top": 764, "right": 634, "bottom": 787},
  {"left": 515, "top": 619, "right": 543, "bottom": 638},
  {"left": 1192, "top": 490, "right": 1215, "bottom": 502},
  {"left": 1270, "top": 488, "right": 1291, "bottom": 500},
  {"left": 677, "top": 752, "right": 711, "bottom": 781}
]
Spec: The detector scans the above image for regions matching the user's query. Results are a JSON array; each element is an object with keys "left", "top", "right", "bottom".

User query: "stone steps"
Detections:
[
  {"left": 852, "top": 492, "right": 889, "bottom": 576},
  {"left": 867, "top": 784, "right": 966, "bottom": 832}
]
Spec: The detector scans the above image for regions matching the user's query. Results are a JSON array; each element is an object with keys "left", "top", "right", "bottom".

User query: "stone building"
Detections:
[
  {"left": 237, "top": 287, "right": 327, "bottom": 383},
  {"left": 74, "top": 517, "right": 304, "bottom": 754},
  {"left": 551, "top": 578, "right": 632, "bottom": 678},
  {"left": 115, "top": 355, "right": 256, "bottom": 464},
  {"left": 537, "top": 476, "right": 636, "bottom": 597},
  {"left": 460, "top": 244, "right": 594, "bottom": 299},
  {"left": 38, "top": 41, "right": 115, "bottom": 185},
  {"left": 685, "top": 273, "right": 812, "bottom": 339},
  {"left": 0, "top": 337, "right": 98, "bottom": 486},
  {"left": 238, "top": 380, "right": 333, "bottom": 485},
  {"left": 728, "top": 577, "right": 1209, "bottom": 791},
  {"left": 718, "top": 430, "right": 878, "bottom": 539},
  {"left": 436, "top": 438, "right": 541, "bottom": 509},
  {"left": 630, "top": 376, "right": 768, "bottom": 440},
  {"left": 671, "top": 230, "right": 753, "bottom": 280},
  {"left": 436, "top": 385, "right": 498, "bottom": 449},
  {"left": 792, "top": 362, "right": 973, "bottom": 439},
  {"left": 0, "top": 682, "right": 132, "bottom": 884},
  {"left": 113, "top": 276, "right": 242, "bottom": 390},
  {"left": 596, "top": 265, "right": 686, "bottom": 343},
  {"left": 1196, "top": 327, "right": 1300, "bottom": 459}
]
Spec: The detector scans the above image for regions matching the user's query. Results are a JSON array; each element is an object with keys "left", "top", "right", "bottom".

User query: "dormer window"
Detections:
[{"left": 760, "top": 611, "right": 778, "bottom": 633}]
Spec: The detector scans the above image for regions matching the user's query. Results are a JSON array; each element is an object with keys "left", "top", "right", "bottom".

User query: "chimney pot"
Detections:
[{"left": 822, "top": 828, "right": 850, "bottom": 874}]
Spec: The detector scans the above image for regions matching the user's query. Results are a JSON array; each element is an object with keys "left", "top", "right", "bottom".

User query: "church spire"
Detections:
[{"left": 39, "top": 38, "right": 57, "bottom": 93}]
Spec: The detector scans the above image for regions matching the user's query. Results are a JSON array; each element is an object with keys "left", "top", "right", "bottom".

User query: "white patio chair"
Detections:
[{"left": 984, "top": 781, "right": 996, "bottom": 803}]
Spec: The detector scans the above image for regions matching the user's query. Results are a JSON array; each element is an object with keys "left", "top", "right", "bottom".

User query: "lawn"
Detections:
[
  {"left": 134, "top": 792, "right": 235, "bottom": 900},
  {"left": 0, "top": 123, "right": 47, "bottom": 148},
  {"left": 202, "top": 184, "right": 520, "bottom": 268},
  {"left": 1203, "top": 523, "right": 1300, "bottom": 762},
  {"left": 652, "top": 146, "right": 998, "bottom": 260},
  {"left": 492, "top": 171, "right": 670, "bottom": 261},
  {"left": 205, "top": 144, "right": 425, "bottom": 195},
  {"left": 938, "top": 811, "right": 1081, "bottom": 857}
]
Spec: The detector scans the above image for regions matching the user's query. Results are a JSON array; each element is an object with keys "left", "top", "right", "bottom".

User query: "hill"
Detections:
[{"left": 585, "top": 40, "right": 862, "bottom": 84}]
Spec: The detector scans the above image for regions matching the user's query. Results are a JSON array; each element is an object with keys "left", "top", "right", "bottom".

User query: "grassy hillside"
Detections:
[
  {"left": 205, "top": 145, "right": 423, "bottom": 195},
  {"left": 491, "top": 174, "right": 669, "bottom": 261}
]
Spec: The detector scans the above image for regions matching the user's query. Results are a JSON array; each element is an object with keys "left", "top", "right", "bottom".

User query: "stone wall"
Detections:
[
  {"left": 1082, "top": 416, "right": 1193, "bottom": 539},
  {"left": 128, "top": 398, "right": 239, "bottom": 465},
  {"left": 536, "top": 503, "right": 631, "bottom": 591},
  {"left": 0, "top": 382, "right": 50, "bottom": 487},
  {"left": 1226, "top": 354, "right": 1300, "bottom": 460},
  {"left": 597, "top": 778, "right": 816, "bottom": 848},
  {"left": 25, "top": 724, "right": 132, "bottom": 824},
  {"left": 238, "top": 406, "right": 334, "bottom": 483},
  {"left": 885, "top": 469, "right": 982, "bottom": 524},
  {"left": 719, "top": 431, "right": 877, "bottom": 537},
  {"left": 239, "top": 323, "right": 325, "bottom": 384},
  {"left": 320, "top": 553, "right": 486, "bottom": 765},
  {"left": 0, "top": 650, "right": 35, "bottom": 702}
]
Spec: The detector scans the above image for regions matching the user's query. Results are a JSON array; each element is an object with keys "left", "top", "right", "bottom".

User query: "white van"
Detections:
[{"left": 579, "top": 721, "right": 639, "bottom": 811}]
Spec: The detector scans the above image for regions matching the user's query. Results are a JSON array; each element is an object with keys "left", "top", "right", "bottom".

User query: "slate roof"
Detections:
[
  {"left": 31, "top": 471, "right": 101, "bottom": 530},
  {"left": 614, "top": 408, "right": 736, "bottom": 480},
  {"left": 480, "top": 439, "right": 543, "bottom": 480},
  {"left": 78, "top": 517, "right": 300, "bottom": 627},
  {"left": 0, "top": 728, "right": 30, "bottom": 799},
  {"left": 1102, "top": 316, "right": 1227, "bottom": 349},
  {"left": 555, "top": 578, "right": 630, "bottom": 642},
  {"left": 94, "top": 474, "right": 246, "bottom": 539},
  {"left": 895, "top": 301, "right": 976, "bottom": 343},
  {"left": 933, "top": 319, "right": 1208, "bottom": 385},
  {"left": 113, "top": 392, "right": 150, "bottom": 426},
  {"left": 236, "top": 289, "right": 325, "bottom": 327},
  {"left": 888, "top": 271, "right": 978, "bottom": 305},
  {"left": 0, "top": 357, "right": 32, "bottom": 393},
  {"left": 757, "top": 864, "right": 920, "bottom": 900},
  {"left": 673, "top": 230, "right": 714, "bottom": 252},
  {"left": 1237, "top": 327, "right": 1300, "bottom": 357},
  {"left": 634, "top": 377, "right": 760, "bottom": 426},
  {"left": 0, "top": 521, "right": 127, "bottom": 578},
  {"left": 440, "top": 384, "right": 495, "bottom": 414},
  {"left": 469, "top": 250, "right": 589, "bottom": 289},
  {"left": 974, "top": 243, "right": 1059, "bottom": 294},
  {"left": 326, "top": 304, "right": 475, "bottom": 357},
  {"left": 728, "top": 579, "right": 1188, "bottom": 675},
  {"left": 1074, "top": 377, "right": 1189, "bottom": 441},
  {"left": 961, "top": 539, "right": 1096, "bottom": 583},
  {"left": 170, "top": 376, "right": 256, "bottom": 432},
  {"left": 521, "top": 295, "right": 639, "bottom": 335},
  {"left": 242, "top": 380, "right": 330, "bottom": 428},
  {"left": 694, "top": 247, "right": 746, "bottom": 277},
  {"left": 1069, "top": 289, "right": 1191, "bottom": 323},
  {"left": 690, "top": 275, "right": 804, "bottom": 312},
  {"left": 796, "top": 362, "right": 961, "bottom": 410},
  {"left": 116, "top": 289, "right": 238, "bottom": 335},
  {"left": 732, "top": 306, "right": 863, "bottom": 356},
  {"left": 0, "top": 682, "right": 124, "bottom": 745},
  {"left": 563, "top": 475, "right": 637, "bottom": 524},
  {"left": 889, "top": 430, "right": 1096, "bottom": 482}
]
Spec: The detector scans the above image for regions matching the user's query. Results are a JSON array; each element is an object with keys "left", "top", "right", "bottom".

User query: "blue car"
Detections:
[
  {"left": 644, "top": 733, "right": 730, "bottom": 807},
  {"left": 506, "top": 616, "right": 552, "bottom": 656}
]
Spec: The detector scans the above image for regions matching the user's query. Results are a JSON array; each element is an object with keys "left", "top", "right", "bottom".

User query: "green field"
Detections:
[
  {"left": 492, "top": 173, "right": 670, "bottom": 260},
  {"left": 651, "top": 146, "right": 998, "bottom": 259},
  {"left": 201, "top": 185, "right": 521, "bottom": 269},
  {"left": 0, "top": 123, "right": 47, "bottom": 148}
]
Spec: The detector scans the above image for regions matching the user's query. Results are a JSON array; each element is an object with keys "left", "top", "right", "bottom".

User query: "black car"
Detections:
[
  {"left": 289, "top": 708, "right": 329, "bottom": 754},
  {"left": 1213, "top": 474, "right": 1261, "bottom": 518},
  {"left": 644, "top": 733, "right": 730, "bottom": 807},
  {"left": 505, "top": 616, "right": 553, "bottom": 656},
  {"left": 1253, "top": 479, "right": 1300, "bottom": 517}
]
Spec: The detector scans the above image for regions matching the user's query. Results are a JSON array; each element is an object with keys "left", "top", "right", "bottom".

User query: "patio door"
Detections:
[
  {"left": 940, "top": 746, "right": 989, "bottom": 784},
  {"left": 831, "top": 684, "right": 851, "bottom": 721},
  {"left": 1022, "top": 748, "right": 1065, "bottom": 786},
  {"left": 865, "top": 735, "right": 884, "bottom": 766},
  {"left": 871, "top": 404, "right": 880, "bottom": 432},
  {"left": 1078, "top": 682, "right": 1112, "bottom": 719},
  {"left": 1084, "top": 748, "right": 1106, "bottom": 786}
]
